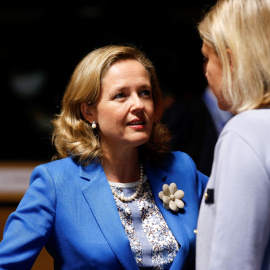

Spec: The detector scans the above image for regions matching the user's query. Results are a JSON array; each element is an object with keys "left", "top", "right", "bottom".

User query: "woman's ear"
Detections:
[
  {"left": 227, "top": 48, "right": 234, "bottom": 72},
  {"left": 81, "top": 102, "right": 95, "bottom": 123}
]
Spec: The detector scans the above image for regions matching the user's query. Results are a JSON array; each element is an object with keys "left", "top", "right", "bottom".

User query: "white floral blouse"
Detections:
[{"left": 109, "top": 176, "right": 180, "bottom": 269}]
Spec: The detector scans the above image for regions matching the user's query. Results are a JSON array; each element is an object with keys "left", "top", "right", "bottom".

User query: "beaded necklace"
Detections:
[{"left": 110, "top": 162, "right": 143, "bottom": 202}]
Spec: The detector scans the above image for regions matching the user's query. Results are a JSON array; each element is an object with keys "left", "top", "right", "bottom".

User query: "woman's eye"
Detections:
[
  {"left": 203, "top": 57, "right": 208, "bottom": 63},
  {"left": 114, "top": 92, "right": 125, "bottom": 99},
  {"left": 141, "top": 90, "right": 151, "bottom": 96}
]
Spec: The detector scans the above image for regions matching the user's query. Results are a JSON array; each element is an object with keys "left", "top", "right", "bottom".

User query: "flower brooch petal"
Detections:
[{"left": 158, "top": 183, "right": 185, "bottom": 212}]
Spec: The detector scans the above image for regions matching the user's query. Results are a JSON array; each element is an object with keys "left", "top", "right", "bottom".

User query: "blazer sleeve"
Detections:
[{"left": 0, "top": 165, "right": 56, "bottom": 269}]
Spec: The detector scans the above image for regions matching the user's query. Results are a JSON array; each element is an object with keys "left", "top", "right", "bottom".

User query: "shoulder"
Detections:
[
  {"left": 222, "top": 109, "right": 270, "bottom": 135},
  {"left": 159, "top": 152, "right": 208, "bottom": 201},
  {"left": 159, "top": 151, "right": 204, "bottom": 182},
  {"left": 219, "top": 109, "right": 270, "bottom": 147},
  {"left": 162, "top": 151, "right": 196, "bottom": 170},
  {"left": 37, "top": 156, "right": 78, "bottom": 171},
  {"left": 146, "top": 151, "right": 208, "bottom": 203},
  {"left": 30, "top": 157, "right": 80, "bottom": 184},
  {"left": 214, "top": 109, "right": 270, "bottom": 179},
  {"left": 146, "top": 151, "right": 195, "bottom": 176}
]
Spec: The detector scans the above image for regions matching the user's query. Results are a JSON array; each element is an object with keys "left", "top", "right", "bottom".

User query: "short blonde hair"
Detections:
[
  {"left": 198, "top": 0, "right": 270, "bottom": 113},
  {"left": 52, "top": 45, "right": 171, "bottom": 164}
]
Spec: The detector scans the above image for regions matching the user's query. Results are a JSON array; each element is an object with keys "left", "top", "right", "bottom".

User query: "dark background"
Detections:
[{"left": 0, "top": 0, "right": 216, "bottom": 162}]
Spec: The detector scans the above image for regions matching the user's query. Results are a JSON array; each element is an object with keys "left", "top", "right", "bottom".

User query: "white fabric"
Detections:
[{"left": 196, "top": 109, "right": 270, "bottom": 270}]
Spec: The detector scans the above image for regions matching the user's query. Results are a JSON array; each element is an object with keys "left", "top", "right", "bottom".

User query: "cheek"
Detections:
[
  {"left": 205, "top": 64, "right": 213, "bottom": 81},
  {"left": 96, "top": 106, "right": 120, "bottom": 128},
  {"left": 206, "top": 64, "right": 220, "bottom": 87},
  {"left": 146, "top": 102, "right": 155, "bottom": 122},
  {"left": 205, "top": 72, "right": 214, "bottom": 90},
  {"left": 103, "top": 110, "right": 122, "bottom": 124},
  {"left": 147, "top": 101, "right": 154, "bottom": 114}
]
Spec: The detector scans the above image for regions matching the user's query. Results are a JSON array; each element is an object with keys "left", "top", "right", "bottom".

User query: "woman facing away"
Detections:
[
  {"left": 0, "top": 45, "right": 208, "bottom": 270},
  {"left": 196, "top": 0, "right": 270, "bottom": 269}
]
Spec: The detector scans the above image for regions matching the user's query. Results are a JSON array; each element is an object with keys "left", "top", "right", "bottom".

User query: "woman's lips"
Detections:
[{"left": 127, "top": 119, "right": 146, "bottom": 129}]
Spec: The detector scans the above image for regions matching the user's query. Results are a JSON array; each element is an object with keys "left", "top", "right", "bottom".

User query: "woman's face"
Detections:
[
  {"left": 90, "top": 59, "right": 154, "bottom": 152},
  {"left": 202, "top": 42, "right": 229, "bottom": 111}
]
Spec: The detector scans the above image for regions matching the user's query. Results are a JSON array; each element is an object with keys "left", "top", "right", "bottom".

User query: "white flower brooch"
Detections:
[{"left": 158, "top": 183, "right": 185, "bottom": 212}]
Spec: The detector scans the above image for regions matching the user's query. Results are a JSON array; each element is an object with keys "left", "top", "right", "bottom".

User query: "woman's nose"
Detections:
[{"left": 130, "top": 94, "right": 144, "bottom": 112}]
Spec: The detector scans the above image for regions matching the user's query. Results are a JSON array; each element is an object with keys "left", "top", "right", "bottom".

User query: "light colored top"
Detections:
[
  {"left": 196, "top": 109, "right": 270, "bottom": 270},
  {"left": 109, "top": 176, "right": 180, "bottom": 269}
]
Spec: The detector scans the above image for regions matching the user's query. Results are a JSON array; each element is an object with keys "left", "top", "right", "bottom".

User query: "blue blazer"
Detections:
[{"left": 0, "top": 151, "right": 208, "bottom": 270}]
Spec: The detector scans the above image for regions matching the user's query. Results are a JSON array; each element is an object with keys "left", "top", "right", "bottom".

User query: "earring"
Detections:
[{"left": 92, "top": 121, "right": 97, "bottom": 129}]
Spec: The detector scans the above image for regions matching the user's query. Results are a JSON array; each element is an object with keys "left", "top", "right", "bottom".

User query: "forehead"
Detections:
[
  {"left": 202, "top": 42, "right": 211, "bottom": 54},
  {"left": 202, "top": 42, "right": 219, "bottom": 57},
  {"left": 103, "top": 59, "right": 150, "bottom": 83}
]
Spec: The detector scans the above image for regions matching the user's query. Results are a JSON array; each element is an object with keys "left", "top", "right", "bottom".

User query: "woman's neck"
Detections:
[{"left": 102, "top": 150, "right": 141, "bottom": 184}]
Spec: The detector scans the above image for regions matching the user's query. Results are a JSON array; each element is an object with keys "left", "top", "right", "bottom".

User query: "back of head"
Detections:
[{"left": 198, "top": 0, "right": 270, "bottom": 113}]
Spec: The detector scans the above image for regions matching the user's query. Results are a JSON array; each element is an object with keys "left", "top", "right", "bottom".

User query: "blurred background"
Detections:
[{"left": 0, "top": 0, "right": 216, "bottom": 162}]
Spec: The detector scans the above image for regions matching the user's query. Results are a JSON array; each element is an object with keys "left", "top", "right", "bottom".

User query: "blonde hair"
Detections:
[
  {"left": 52, "top": 45, "right": 171, "bottom": 164},
  {"left": 198, "top": 0, "right": 270, "bottom": 113}
]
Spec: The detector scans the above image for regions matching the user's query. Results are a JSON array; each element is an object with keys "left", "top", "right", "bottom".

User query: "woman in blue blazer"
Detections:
[{"left": 0, "top": 45, "right": 208, "bottom": 269}]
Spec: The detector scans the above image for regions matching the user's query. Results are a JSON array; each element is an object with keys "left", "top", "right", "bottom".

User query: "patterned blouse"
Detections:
[{"left": 109, "top": 175, "right": 180, "bottom": 269}]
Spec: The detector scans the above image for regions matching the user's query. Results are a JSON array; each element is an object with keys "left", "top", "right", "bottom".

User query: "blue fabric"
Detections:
[{"left": 0, "top": 151, "right": 208, "bottom": 270}]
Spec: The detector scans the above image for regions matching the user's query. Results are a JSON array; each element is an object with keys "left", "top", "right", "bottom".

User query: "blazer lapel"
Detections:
[
  {"left": 145, "top": 160, "right": 190, "bottom": 269},
  {"left": 80, "top": 162, "right": 139, "bottom": 270}
]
